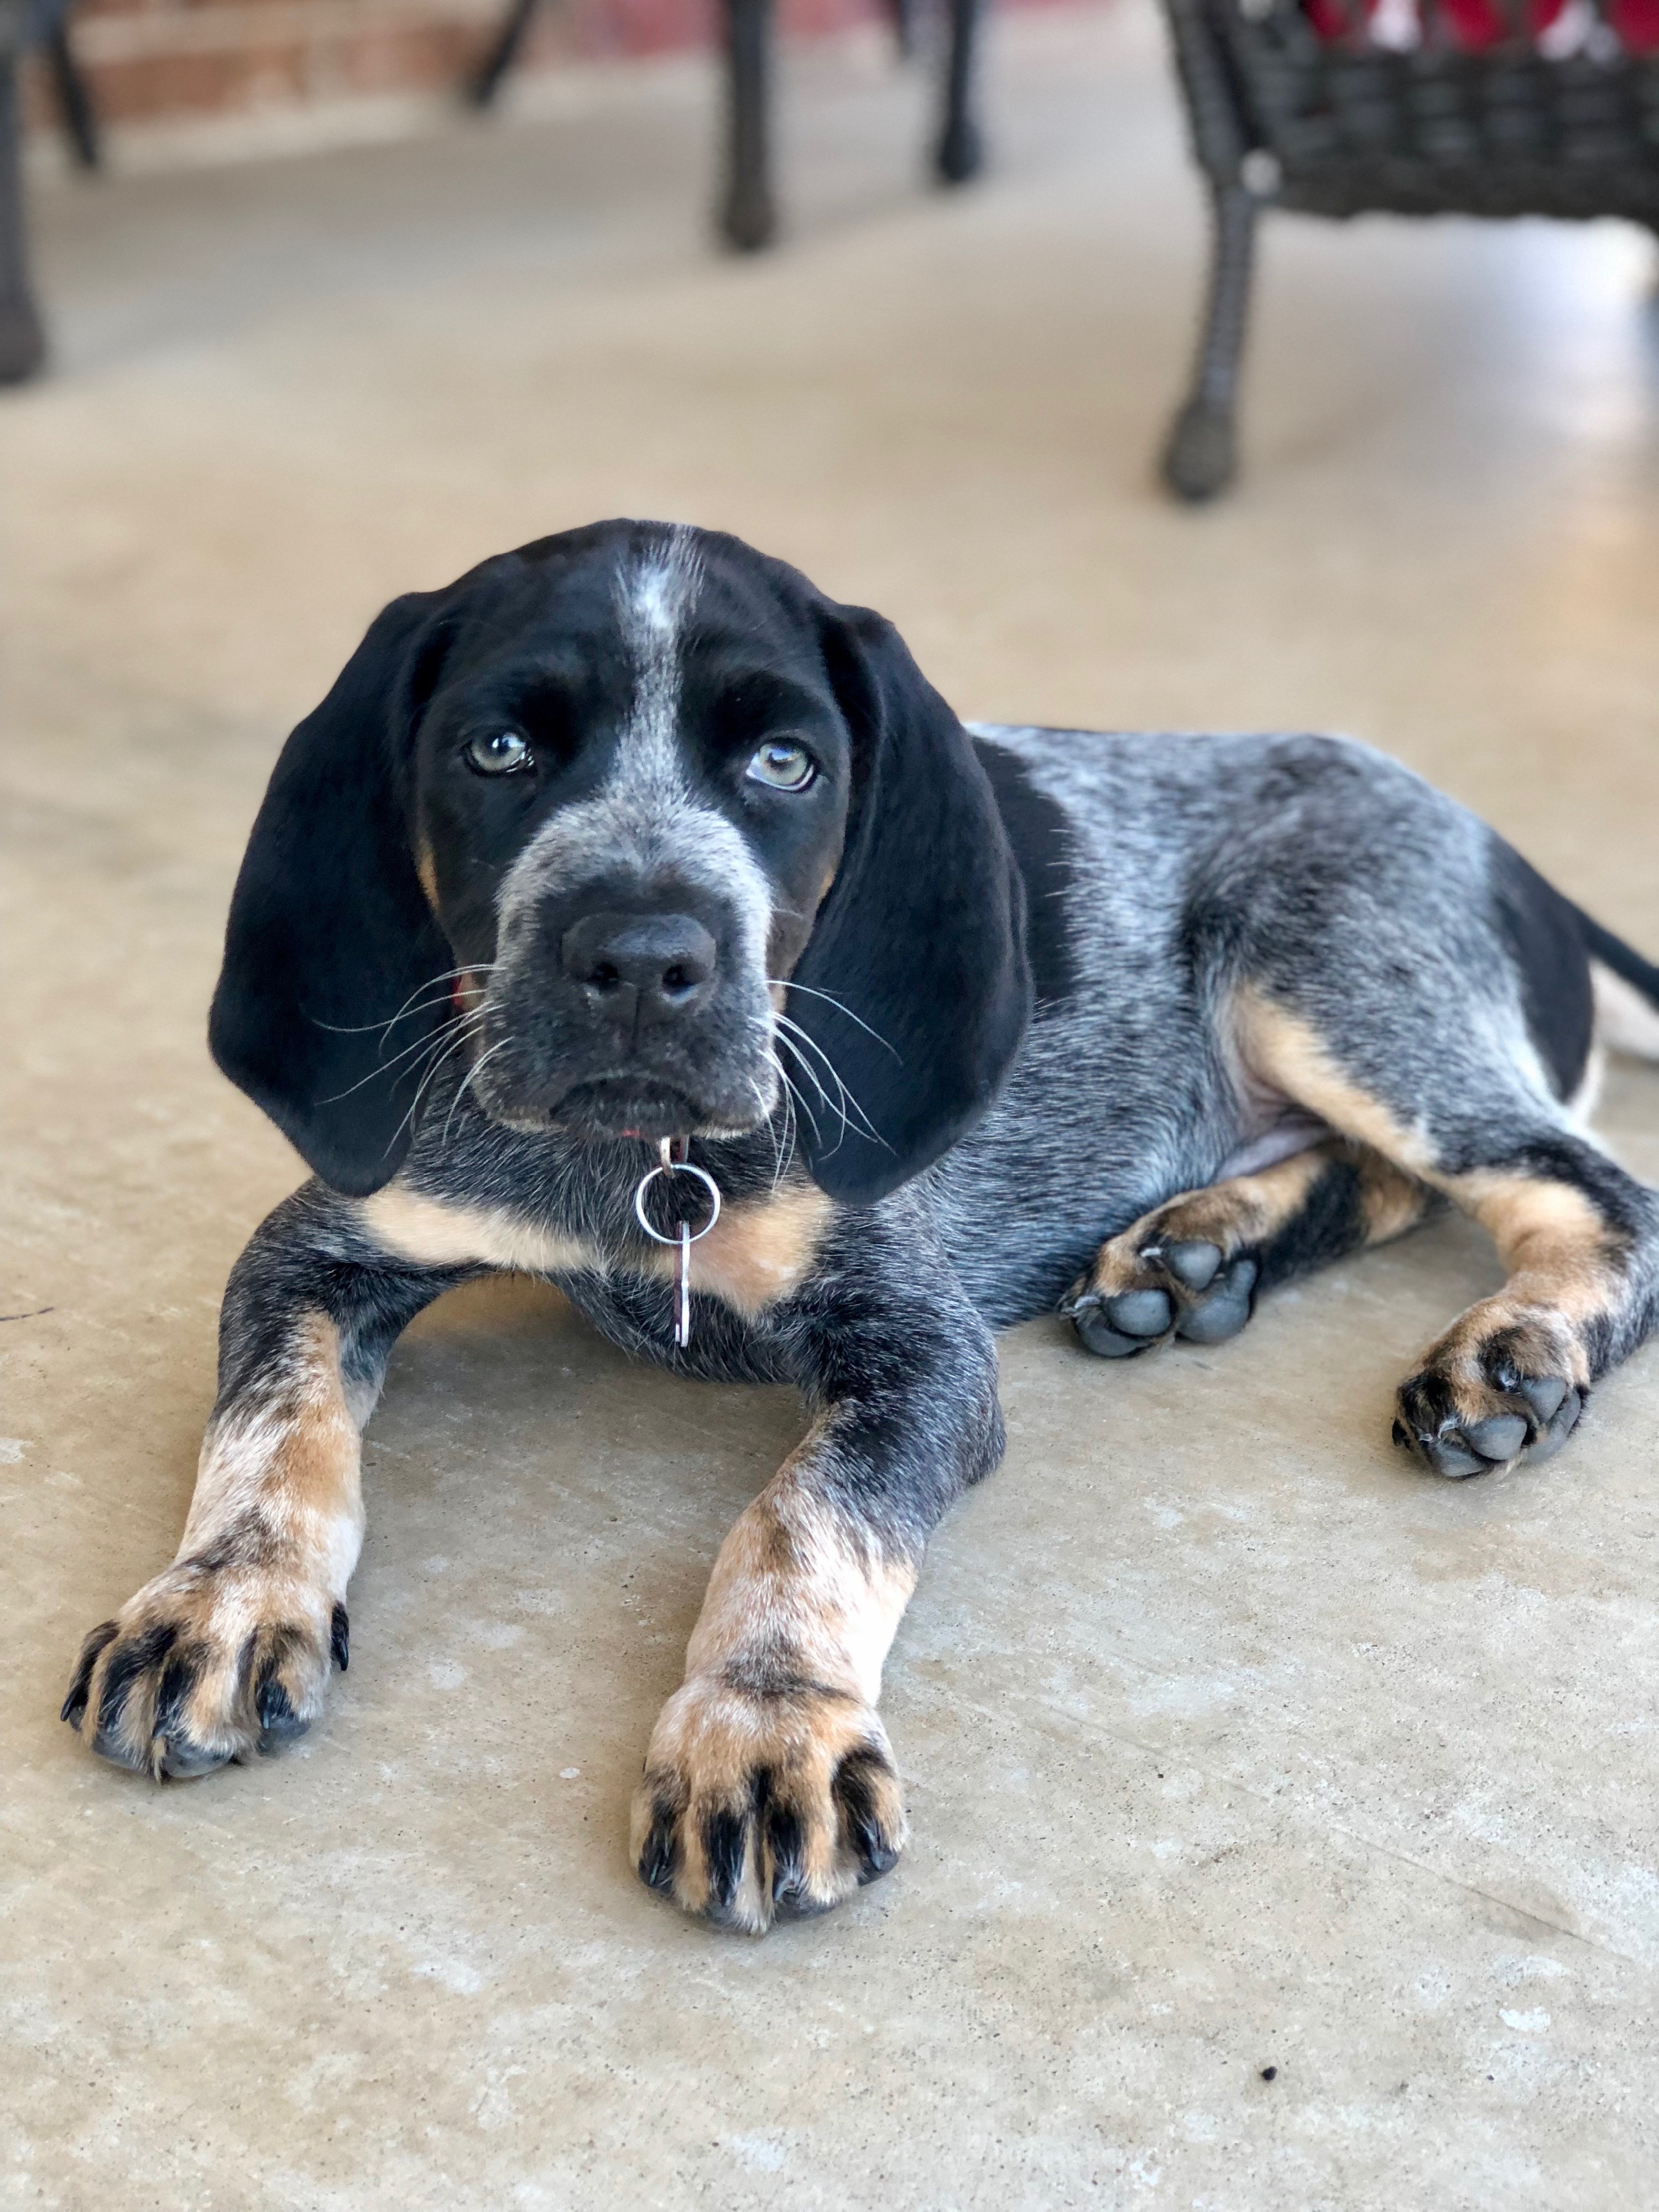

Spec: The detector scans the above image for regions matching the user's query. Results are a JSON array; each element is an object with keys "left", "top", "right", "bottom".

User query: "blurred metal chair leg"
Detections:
[
  {"left": 1, "top": 0, "right": 102, "bottom": 385},
  {"left": 721, "top": 0, "right": 775, "bottom": 251},
  {"left": 467, "top": 0, "right": 987, "bottom": 251},
  {"left": 935, "top": 0, "right": 984, "bottom": 185},
  {"left": 1161, "top": 179, "right": 1256, "bottom": 504},
  {"left": 0, "top": 51, "right": 46, "bottom": 383},
  {"left": 45, "top": 15, "right": 98, "bottom": 168},
  {"left": 885, "top": 0, "right": 919, "bottom": 60},
  {"left": 465, "top": 0, "right": 541, "bottom": 111}
]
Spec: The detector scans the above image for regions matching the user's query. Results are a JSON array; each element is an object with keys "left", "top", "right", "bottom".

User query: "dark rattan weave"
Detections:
[{"left": 1159, "top": 0, "right": 1659, "bottom": 496}]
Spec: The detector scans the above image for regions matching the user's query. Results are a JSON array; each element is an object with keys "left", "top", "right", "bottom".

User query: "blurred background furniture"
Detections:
[
  {"left": 1160, "top": 0, "right": 1659, "bottom": 499},
  {"left": 468, "top": 0, "right": 987, "bottom": 249},
  {"left": 1, "top": 0, "right": 987, "bottom": 383},
  {"left": 2, "top": 0, "right": 100, "bottom": 380}
]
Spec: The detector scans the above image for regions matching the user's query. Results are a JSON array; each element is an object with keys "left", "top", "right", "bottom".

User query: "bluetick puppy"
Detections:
[{"left": 64, "top": 520, "right": 1659, "bottom": 1932}]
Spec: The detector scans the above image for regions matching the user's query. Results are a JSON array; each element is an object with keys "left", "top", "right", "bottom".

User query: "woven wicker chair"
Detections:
[{"left": 1159, "top": 0, "right": 1659, "bottom": 498}]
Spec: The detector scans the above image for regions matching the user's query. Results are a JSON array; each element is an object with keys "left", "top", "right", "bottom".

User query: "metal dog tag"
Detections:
[{"left": 632, "top": 1137, "right": 722, "bottom": 1350}]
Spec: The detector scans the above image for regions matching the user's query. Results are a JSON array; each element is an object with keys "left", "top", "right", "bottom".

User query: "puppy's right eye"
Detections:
[{"left": 464, "top": 731, "right": 534, "bottom": 777}]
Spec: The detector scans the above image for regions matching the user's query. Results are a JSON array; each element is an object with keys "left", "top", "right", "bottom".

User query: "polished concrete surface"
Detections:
[{"left": 5, "top": 7, "right": 1659, "bottom": 2204}]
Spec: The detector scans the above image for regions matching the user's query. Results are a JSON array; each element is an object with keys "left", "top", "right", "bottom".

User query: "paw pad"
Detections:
[
  {"left": 1067, "top": 1249, "right": 1259, "bottom": 1359},
  {"left": 1175, "top": 1257, "right": 1256, "bottom": 1343},
  {"left": 1394, "top": 1347, "right": 1585, "bottom": 1479}
]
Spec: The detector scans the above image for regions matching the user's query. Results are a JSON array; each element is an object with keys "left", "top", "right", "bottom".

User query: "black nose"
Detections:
[{"left": 559, "top": 911, "right": 719, "bottom": 1024}]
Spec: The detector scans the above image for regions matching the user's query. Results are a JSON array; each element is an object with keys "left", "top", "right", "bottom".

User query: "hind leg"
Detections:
[
  {"left": 1238, "top": 989, "right": 1659, "bottom": 1476},
  {"left": 1391, "top": 1150, "right": 1658, "bottom": 1474},
  {"left": 1062, "top": 1139, "right": 1437, "bottom": 1358}
]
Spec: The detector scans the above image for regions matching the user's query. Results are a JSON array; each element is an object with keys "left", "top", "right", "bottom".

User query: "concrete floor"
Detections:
[{"left": 5, "top": 6, "right": 1659, "bottom": 2204}]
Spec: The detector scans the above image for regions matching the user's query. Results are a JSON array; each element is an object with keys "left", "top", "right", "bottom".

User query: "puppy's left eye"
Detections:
[
  {"left": 465, "top": 730, "right": 534, "bottom": 776},
  {"left": 746, "top": 741, "right": 816, "bottom": 792}
]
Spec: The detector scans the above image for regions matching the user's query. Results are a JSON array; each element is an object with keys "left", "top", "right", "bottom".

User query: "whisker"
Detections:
[
  {"left": 773, "top": 1053, "right": 823, "bottom": 1149},
  {"left": 759, "top": 1049, "right": 801, "bottom": 1191},
  {"left": 766, "top": 981, "right": 901, "bottom": 1060},
  {"left": 312, "top": 965, "right": 498, "bottom": 1041},
  {"left": 315, "top": 1007, "right": 486, "bottom": 1105},
  {"left": 380, "top": 1017, "right": 489, "bottom": 1156},
  {"left": 769, "top": 1011, "right": 885, "bottom": 1147},
  {"left": 442, "top": 1037, "right": 513, "bottom": 1148},
  {"left": 748, "top": 1005, "right": 868, "bottom": 1156},
  {"left": 752, "top": 1014, "right": 847, "bottom": 1146},
  {"left": 750, "top": 1061, "right": 789, "bottom": 1193}
]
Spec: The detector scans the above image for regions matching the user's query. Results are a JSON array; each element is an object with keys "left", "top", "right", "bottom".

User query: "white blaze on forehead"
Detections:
[
  {"left": 493, "top": 521, "right": 775, "bottom": 1023},
  {"left": 481, "top": 524, "right": 780, "bottom": 1135},
  {"left": 614, "top": 525, "right": 703, "bottom": 790}
]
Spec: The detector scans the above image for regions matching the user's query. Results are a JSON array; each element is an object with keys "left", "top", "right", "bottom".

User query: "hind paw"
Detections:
[
  {"left": 1062, "top": 1235, "right": 1259, "bottom": 1359},
  {"left": 1394, "top": 1317, "right": 1587, "bottom": 1478}
]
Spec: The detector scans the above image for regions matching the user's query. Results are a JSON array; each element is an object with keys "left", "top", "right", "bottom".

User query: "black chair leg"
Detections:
[
  {"left": 935, "top": 0, "right": 983, "bottom": 184},
  {"left": 465, "top": 0, "right": 541, "bottom": 109},
  {"left": 1162, "top": 179, "right": 1256, "bottom": 502},
  {"left": 0, "top": 56, "right": 46, "bottom": 384},
  {"left": 46, "top": 22, "right": 101, "bottom": 169},
  {"left": 884, "top": 0, "right": 919, "bottom": 61},
  {"left": 720, "top": 0, "right": 774, "bottom": 251}
]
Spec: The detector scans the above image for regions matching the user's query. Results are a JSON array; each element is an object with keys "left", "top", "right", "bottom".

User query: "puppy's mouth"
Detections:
[
  {"left": 545, "top": 1076, "right": 706, "bottom": 1143},
  {"left": 473, "top": 1063, "right": 766, "bottom": 1144}
]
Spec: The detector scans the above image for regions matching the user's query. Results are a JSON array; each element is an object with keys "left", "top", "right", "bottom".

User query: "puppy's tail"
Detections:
[{"left": 1577, "top": 907, "right": 1659, "bottom": 1061}]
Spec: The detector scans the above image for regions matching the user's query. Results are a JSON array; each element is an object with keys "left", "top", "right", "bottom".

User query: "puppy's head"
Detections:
[{"left": 210, "top": 521, "right": 1030, "bottom": 1204}]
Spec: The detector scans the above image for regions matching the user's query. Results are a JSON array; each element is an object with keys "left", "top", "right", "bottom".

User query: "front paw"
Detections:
[
  {"left": 630, "top": 1674, "right": 907, "bottom": 1934},
  {"left": 61, "top": 1562, "right": 348, "bottom": 1780}
]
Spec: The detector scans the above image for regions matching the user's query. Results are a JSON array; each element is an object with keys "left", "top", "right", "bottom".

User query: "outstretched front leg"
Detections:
[
  {"left": 1062, "top": 1139, "right": 1437, "bottom": 1358},
  {"left": 62, "top": 1185, "right": 465, "bottom": 1777},
  {"left": 632, "top": 1204, "right": 1003, "bottom": 1933}
]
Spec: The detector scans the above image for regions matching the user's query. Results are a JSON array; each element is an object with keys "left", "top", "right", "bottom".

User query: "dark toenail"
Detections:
[
  {"left": 1105, "top": 1288, "right": 1172, "bottom": 1338},
  {"left": 1515, "top": 1375, "right": 1567, "bottom": 1426},
  {"left": 1421, "top": 1434, "right": 1488, "bottom": 1478},
  {"left": 257, "top": 1679, "right": 309, "bottom": 1746},
  {"left": 1164, "top": 1241, "right": 1222, "bottom": 1291},
  {"left": 1464, "top": 1415, "right": 1527, "bottom": 1463},
  {"left": 1392, "top": 1420, "right": 1410, "bottom": 1449},
  {"left": 1074, "top": 1308, "right": 1150, "bottom": 1358},
  {"left": 857, "top": 1844, "right": 901, "bottom": 1884},
  {"left": 159, "top": 1737, "right": 232, "bottom": 1779}
]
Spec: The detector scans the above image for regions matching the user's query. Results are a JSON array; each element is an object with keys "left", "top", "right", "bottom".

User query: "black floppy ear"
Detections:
[
  {"left": 787, "top": 603, "right": 1031, "bottom": 1204},
  {"left": 208, "top": 593, "right": 456, "bottom": 1197}
]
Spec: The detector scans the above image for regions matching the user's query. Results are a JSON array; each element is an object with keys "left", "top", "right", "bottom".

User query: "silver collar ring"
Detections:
[
  {"left": 633, "top": 1140, "right": 722, "bottom": 1247},
  {"left": 633, "top": 1139, "right": 722, "bottom": 1351}
]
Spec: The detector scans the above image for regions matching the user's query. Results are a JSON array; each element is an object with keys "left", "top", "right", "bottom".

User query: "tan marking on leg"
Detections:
[
  {"left": 1453, "top": 1170, "right": 1626, "bottom": 1326},
  {"left": 67, "top": 1314, "right": 367, "bottom": 1776},
  {"left": 631, "top": 1428, "right": 915, "bottom": 1931},
  {"left": 184, "top": 1314, "right": 363, "bottom": 1582},
  {"left": 684, "top": 1433, "right": 916, "bottom": 1704},
  {"left": 1077, "top": 1140, "right": 1433, "bottom": 1310},
  {"left": 1232, "top": 985, "right": 1634, "bottom": 1458},
  {"left": 1408, "top": 1173, "right": 1627, "bottom": 1413},
  {"left": 1354, "top": 1146, "right": 1439, "bottom": 1243},
  {"left": 1232, "top": 985, "right": 1438, "bottom": 1174},
  {"left": 361, "top": 1186, "right": 597, "bottom": 1275},
  {"left": 1084, "top": 1147, "right": 1333, "bottom": 1299}
]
